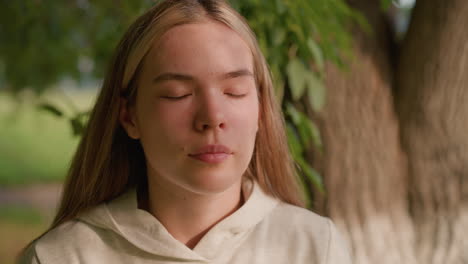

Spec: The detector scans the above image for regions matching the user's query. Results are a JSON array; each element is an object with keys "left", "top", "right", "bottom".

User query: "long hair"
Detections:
[{"left": 42, "top": 0, "right": 305, "bottom": 240}]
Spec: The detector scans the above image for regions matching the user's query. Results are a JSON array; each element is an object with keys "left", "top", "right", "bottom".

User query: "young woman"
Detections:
[{"left": 20, "top": 0, "right": 351, "bottom": 263}]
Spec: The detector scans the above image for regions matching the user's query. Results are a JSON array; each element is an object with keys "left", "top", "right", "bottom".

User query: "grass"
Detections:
[{"left": 0, "top": 88, "right": 96, "bottom": 186}]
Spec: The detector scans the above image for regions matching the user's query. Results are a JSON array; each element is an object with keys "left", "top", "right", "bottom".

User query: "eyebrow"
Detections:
[{"left": 152, "top": 69, "right": 254, "bottom": 83}]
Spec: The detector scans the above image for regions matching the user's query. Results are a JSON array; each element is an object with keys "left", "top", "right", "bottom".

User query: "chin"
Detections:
[{"left": 181, "top": 172, "right": 243, "bottom": 195}]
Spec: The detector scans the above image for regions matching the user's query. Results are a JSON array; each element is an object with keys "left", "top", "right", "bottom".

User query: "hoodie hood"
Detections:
[{"left": 78, "top": 178, "right": 279, "bottom": 262}]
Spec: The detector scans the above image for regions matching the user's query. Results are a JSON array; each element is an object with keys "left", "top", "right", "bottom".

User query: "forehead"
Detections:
[{"left": 142, "top": 21, "right": 254, "bottom": 77}]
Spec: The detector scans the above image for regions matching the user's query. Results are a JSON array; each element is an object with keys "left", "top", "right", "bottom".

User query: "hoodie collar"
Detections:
[{"left": 79, "top": 178, "right": 279, "bottom": 262}]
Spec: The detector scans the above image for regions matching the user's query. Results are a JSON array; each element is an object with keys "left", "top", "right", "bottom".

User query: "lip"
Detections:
[{"left": 188, "top": 144, "right": 233, "bottom": 164}]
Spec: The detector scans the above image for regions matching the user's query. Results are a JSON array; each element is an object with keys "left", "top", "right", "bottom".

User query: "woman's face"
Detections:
[{"left": 121, "top": 21, "right": 259, "bottom": 195}]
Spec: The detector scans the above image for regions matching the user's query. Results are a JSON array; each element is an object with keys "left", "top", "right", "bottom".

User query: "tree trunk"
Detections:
[
  {"left": 395, "top": 1, "right": 468, "bottom": 263},
  {"left": 308, "top": 0, "right": 417, "bottom": 263}
]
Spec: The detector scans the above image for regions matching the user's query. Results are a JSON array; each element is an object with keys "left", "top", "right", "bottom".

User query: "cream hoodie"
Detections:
[{"left": 21, "top": 179, "right": 352, "bottom": 263}]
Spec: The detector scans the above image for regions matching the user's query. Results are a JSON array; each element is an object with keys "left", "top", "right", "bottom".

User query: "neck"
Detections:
[{"left": 143, "top": 176, "right": 244, "bottom": 249}]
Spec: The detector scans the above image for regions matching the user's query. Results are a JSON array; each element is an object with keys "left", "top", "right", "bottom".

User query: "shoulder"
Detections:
[
  {"left": 19, "top": 220, "right": 110, "bottom": 264},
  {"left": 38, "top": 220, "right": 104, "bottom": 249},
  {"left": 268, "top": 202, "right": 332, "bottom": 234},
  {"left": 257, "top": 202, "right": 352, "bottom": 264}
]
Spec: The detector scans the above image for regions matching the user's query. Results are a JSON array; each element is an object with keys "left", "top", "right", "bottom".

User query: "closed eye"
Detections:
[
  {"left": 226, "top": 93, "right": 247, "bottom": 98},
  {"left": 161, "top": 94, "right": 192, "bottom": 100}
]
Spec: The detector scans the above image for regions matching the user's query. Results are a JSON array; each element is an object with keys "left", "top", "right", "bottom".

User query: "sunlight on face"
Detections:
[{"left": 130, "top": 21, "right": 259, "bottom": 195}]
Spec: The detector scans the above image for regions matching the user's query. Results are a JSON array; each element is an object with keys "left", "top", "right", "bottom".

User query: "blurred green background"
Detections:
[
  {"left": 0, "top": 90, "right": 95, "bottom": 185},
  {"left": 0, "top": 88, "right": 96, "bottom": 263}
]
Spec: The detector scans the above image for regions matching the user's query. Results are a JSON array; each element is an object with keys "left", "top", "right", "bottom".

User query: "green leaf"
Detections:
[
  {"left": 38, "top": 103, "right": 64, "bottom": 117},
  {"left": 297, "top": 157, "right": 325, "bottom": 193},
  {"left": 307, "top": 38, "right": 324, "bottom": 71},
  {"left": 274, "top": 0, "right": 286, "bottom": 14},
  {"left": 297, "top": 120, "right": 311, "bottom": 147},
  {"left": 286, "top": 58, "right": 307, "bottom": 100},
  {"left": 306, "top": 72, "right": 326, "bottom": 111},
  {"left": 286, "top": 104, "right": 323, "bottom": 151},
  {"left": 272, "top": 28, "right": 286, "bottom": 46},
  {"left": 380, "top": 0, "right": 393, "bottom": 10},
  {"left": 70, "top": 117, "right": 85, "bottom": 137},
  {"left": 285, "top": 103, "right": 301, "bottom": 125},
  {"left": 304, "top": 117, "right": 323, "bottom": 151},
  {"left": 296, "top": 113, "right": 314, "bottom": 148},
  {"left": 286, "top": 123, "right": 303, "bottom": 159},
  {"left": 287, "top": 22, "right": 305, "bottom": 42},
  {"left": 272, "top": 68, "right": 285, "bottom": 104}
]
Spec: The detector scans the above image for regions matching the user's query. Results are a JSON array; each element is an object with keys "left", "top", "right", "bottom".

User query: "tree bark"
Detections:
[
  {"left": 395, "top": 1, "right": 468, "bottom": 263},
  {"left": 308, "top": 0, "right": 417, "bottom": 263}
]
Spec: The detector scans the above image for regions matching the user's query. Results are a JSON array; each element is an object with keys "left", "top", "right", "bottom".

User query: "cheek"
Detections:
[
  {"left": 136, "top": 102, "right": 192, "bottom": 153},
  {"left": 154, "top": 104, "right": 191, "bottom": 132},
  {"left": 230, "top": 101, "right": 259, "bottom": 173},
  {"left": 241, "top": 97, "right": 259, "bottom": 130},
  {"left": 230, "top": 98, "right": 259, "bottom": 143}
]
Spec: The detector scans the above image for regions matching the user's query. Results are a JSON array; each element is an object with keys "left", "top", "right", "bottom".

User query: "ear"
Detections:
[{"left": 119, "top": 97, "right": 140, "bottom": 139}]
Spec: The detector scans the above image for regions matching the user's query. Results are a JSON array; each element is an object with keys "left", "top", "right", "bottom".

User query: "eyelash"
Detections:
[
  {"left": 161, "top": 93, "right": 246, "bottom": 100},
  {"left": 161, "top": 94, "right": 191, "bottom": 100},
  {"left": 227, "top": 93, "right": 246, "bottom": 98}
]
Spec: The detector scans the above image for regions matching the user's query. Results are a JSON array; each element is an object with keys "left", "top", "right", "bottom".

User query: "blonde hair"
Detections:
[{"left": 40, "top": 0, "right": 305, "bottom": 241}]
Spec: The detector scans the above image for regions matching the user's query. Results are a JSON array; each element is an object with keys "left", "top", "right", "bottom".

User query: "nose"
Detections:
[{"left": 193, "top": 92, "right": 226, "bottom": 132}]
